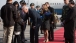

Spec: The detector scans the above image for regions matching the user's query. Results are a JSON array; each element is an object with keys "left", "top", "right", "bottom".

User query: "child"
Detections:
[{"left": 13, "top": 11, "right": 24, "bottom": 43}]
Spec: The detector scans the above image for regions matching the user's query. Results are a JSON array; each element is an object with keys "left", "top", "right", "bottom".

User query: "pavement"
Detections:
[{"left": 0, "top": 21, "right": 62, "bottom": 43}]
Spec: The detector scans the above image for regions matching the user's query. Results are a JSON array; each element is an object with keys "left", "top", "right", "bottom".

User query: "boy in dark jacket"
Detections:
[{"left": 13, "top": 11, "right": 24, "bottom": 43}]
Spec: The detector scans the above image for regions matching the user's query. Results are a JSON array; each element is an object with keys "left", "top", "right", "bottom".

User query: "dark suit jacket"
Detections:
[
  {"left": 64, "top": 6, "right": 76, "bottom": 39},
  {"left": 20, "top": 10, "right": 27, "bottom": 21},
  {"left": 48, "top": 6, "right": 54, "bottom": 22},
  {"left": 65, "top": 6, "right": 76, "bottom": 24},
  {"left": 48, "top": 6, "right": 54, "bottom": 14},
  {"left": 24, "top": 8, "right": 41, "bottom": 27}
]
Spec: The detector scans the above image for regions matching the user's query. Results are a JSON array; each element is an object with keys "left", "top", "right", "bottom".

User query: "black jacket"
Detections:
[
  {"left": 1, "top": 3, "right": 18, "bottom": 27},
  {"left": 65, "top": 6, "right": 76, "bottom": 25},
  {"left": 29, "top": 8, "right": 41, "bottom": 27},
  {"left": 14, "top": 17, "right": 23, "bottom": 32},
  {"left": 20, "top": 10, "right": 25, "bottom": 20},
  {"left": 24, "top": 8, "right": 41, "bottom": 27},
  {"left": 48, "top": 6, "right": 54, "bottom": 22},
  {"left": 64, "top": 6, "right": 76, "bottom": 39},
  {"left": 48, "top": 6, "right": 54, "bottom": 15}
]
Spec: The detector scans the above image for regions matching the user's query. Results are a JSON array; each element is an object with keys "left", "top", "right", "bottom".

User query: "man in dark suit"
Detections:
[
  {"left": 64, "top": 1, "right": 76, "bottom": 43},
  {"left": 29, "top": 3, "right": 41, "bottom": 43},
  {"left": 45, "top": 2, "right": 55, "bottom": 41},
  {"left": 20, "top": 2, "right": 27, "bottom": 43},
  {"left": 61, "top": 0, "right": 70, "bottom": 41},
  {"left": 61, "top": 0, "right": 70, "bottom": 22},
  {"left": 22, "top": 3, "right": 41, "bottom": 43}
]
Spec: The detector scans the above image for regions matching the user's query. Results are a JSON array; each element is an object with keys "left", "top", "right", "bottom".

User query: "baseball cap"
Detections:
[
  {"left": 36, "top": 5, "right": 40, "bottom": 8},
  {"left": 30, "top": 3, "right": 35, "bottom": 6}
]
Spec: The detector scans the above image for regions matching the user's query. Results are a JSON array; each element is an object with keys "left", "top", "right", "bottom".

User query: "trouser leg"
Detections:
[
  {"left": 34, "top": 26, "right": 39, "bottom": 43},
  {"left": 17, "top": 35, "right": 21, "bottom": 43},
  {"left": 50, "top": 27, "right": 54, "bottom": 40},
  {"left": 3, "top": 27, "right": 8, "bottom": 43},
  {"left": 65, "top": 38, "right": 69, "bottom": 43},
  {"left": 7, "top": 26, "right": 14, "bottom": 43},
  {"left": 30, "top": 28, "right": 34, "bottom": 43},
  {"left": 20, "top": 24, "right": 26, "bottom": 41},
  {"left": 14, "top": 35, "right": 17, "bottom": 43}
]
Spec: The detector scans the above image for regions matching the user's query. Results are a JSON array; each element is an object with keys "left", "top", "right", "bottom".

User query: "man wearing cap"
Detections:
[
  {"left": 61, "top": 0, "right": 70, "bottom": 24},
  {"left": 61, "top": 0, "right": 70, "bottom": 41},
  {"left": 1, "top": 0, "right": 18, "bottom": 43},
  {"left": 36, "top": 5, "right": 42, "bottom": 35},
  {"left": 19, "top": 1, "right": 25, "bottom": 10},
  {"left": 29, "top": 3, "right": 41, "bottom": 43},
  {"left": 64, "top": 1, "right": 76, "bottom": 43}
]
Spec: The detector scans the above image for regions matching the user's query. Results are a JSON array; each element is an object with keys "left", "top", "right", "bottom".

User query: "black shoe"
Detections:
[
  {"left": 22, "top": 39, "right": 27, "bottom": 42},
  {"left": 24, "top": 39, "right": 27, "bottom": 41},
  {"left": 22, "top": 41, "right": 26, "bottom": 43},
  {"left": 49, "top": 39, "right": 54, "bottom": 41}
]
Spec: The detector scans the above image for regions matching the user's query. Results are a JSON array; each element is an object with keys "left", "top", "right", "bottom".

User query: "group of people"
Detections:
[
  {"left": 61, "top": 0, "right": 76, "bottom": 43},
  {"left": 1, "top": 0, "right": 76, "bottom": 43},
  {"left": 1, "top": 0, "right": 57, "bottom": 43}
]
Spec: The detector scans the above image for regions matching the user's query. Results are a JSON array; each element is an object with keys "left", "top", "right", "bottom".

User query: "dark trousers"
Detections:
[
  {"left": 48, "top": 26, "right": 54, "bottom": 41},
  {"left": 40, "top": 24, "right": 43, "bottom": 34},
  {"left": 64, "top": 21, "right": 75, "bottom": 43},
  {"left": 30, "top": 26, "right": 39, "bottom": 43},
  {"left": 14, "top": 35, "right": 21, "bottom": 43},
  {"left": 64, "top": 29, "right": 75, "bottom": 43},
  {"left": 20, "top": 24, "right": 26, "bottom": 41},
  {"left": 53, "top": 23, "right": 56, "bottom": 29},
  {"left": 65, "top": 38, "right": 74, "bottom": 43}
]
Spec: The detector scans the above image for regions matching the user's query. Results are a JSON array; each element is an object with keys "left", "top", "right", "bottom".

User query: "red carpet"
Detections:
[
  {"left": 39, "top": 27, "right": 76, "bottom": 43},
  {"left": 75, "top": 30, "right": 76, "bottom": 43}
]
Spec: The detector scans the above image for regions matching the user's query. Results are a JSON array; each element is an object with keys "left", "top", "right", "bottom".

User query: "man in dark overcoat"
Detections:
[{"left": 64, "top": 1, "right": 76, "bottom": 43}]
